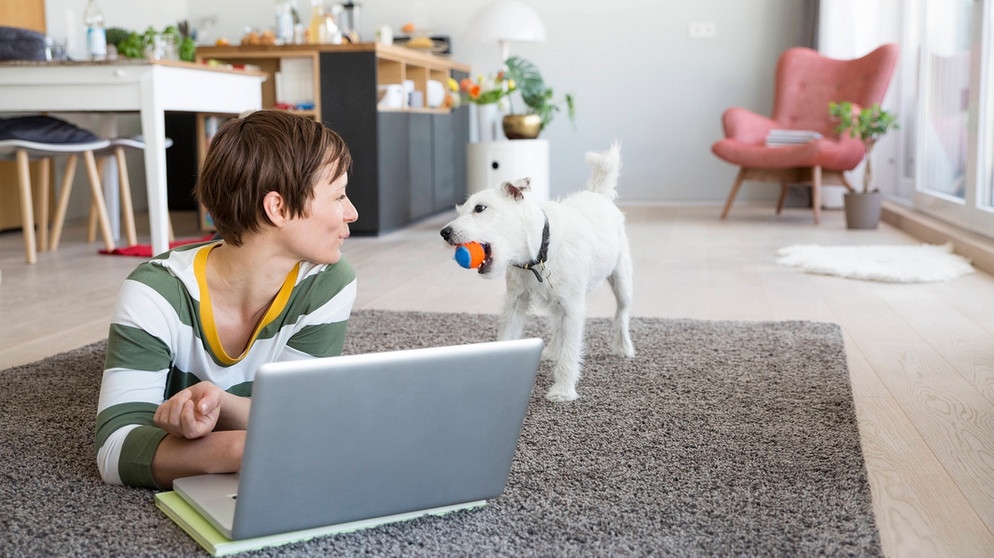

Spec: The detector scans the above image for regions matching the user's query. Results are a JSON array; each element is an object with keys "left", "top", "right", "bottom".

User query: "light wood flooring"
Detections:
[{"left": 1, "top": 204, "right": 992, "bottom": 557}]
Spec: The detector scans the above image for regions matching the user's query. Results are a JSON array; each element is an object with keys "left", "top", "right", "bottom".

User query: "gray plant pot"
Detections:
[{"left": 843, "top": 192, "right": 883, "bottom": 229}]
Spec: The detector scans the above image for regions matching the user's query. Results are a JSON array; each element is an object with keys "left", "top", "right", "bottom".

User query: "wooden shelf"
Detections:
[{"left": 195, "top": 43, "right": 469, "bottom": 115}]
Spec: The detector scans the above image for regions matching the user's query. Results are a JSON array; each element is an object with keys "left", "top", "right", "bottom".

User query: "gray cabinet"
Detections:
[{"left": 320, "top": 50, "right": 468, "bottom": 235}]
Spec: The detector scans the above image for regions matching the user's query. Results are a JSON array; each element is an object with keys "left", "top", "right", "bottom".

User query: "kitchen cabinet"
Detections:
[{"left": 196, "top": 43, "right": 470, "bottom": 234}]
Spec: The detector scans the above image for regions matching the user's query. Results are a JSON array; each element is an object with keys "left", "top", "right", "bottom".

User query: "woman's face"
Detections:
[{"left": 285, "top": 162, "right": 358, "bottom": 264}]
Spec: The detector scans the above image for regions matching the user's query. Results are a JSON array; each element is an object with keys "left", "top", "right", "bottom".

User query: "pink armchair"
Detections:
[{"left": 712, "top": 44, "right": 899, "bottom": 223}]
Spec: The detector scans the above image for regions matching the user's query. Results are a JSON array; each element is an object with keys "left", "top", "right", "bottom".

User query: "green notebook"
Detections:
[{"left": 155, "top": 490, "right": 486, "bottom": 556}]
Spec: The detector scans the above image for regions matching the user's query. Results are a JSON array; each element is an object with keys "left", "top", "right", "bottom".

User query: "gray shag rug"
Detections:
[{"left": 0, "top": 310, "right": 881, "bottom": 557}]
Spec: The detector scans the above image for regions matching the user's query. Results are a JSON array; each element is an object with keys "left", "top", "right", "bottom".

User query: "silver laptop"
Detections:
[{"left": 172, "top": 338, "right": 543, "bottom": 541}]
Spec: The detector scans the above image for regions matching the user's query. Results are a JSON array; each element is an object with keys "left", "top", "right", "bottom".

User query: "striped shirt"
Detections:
[{"left": 95, "top": 242, "right": 357, "bottom": 488}]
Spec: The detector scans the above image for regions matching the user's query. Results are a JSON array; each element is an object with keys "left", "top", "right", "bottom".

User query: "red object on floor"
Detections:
[{"left": 99, "top": 234, "right": 216, "bottom": 257}]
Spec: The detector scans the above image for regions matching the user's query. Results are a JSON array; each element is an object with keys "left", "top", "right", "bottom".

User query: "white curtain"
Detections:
[
  {"left": 818, "top": 0, "right": 898, "bottom": 58},
  {"left": 817, "top": 0, "right": 904, "bottom": 203}
]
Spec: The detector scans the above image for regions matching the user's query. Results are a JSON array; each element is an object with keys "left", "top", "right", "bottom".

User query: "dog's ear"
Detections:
[{"left": 500, "top": 177, "right": 532, "bottom": 201}]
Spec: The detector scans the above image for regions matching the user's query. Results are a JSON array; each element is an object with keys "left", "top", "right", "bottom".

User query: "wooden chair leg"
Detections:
[
  {"left": 50, "top": 154, "right": 79, "bottom": 251},
  {"left": 720, "top": 168, "right": 748, "bottom": 219},
  {"left": 15, "top": 149, "right": 37, "bottom": 264},
  {"left": 775, "top": 180, "right": 789, "bottom": 215},
  {"left": 87, "top": 198, "right": 98, "bottom": 243},
  {"left": 811, "top": 165, "right": 822, "bottom": 225},
  {"left": 114, "top": 147, "right": 138, "bottom": 247},
  {"left": 37, "top": 158, "right": 50, "bottom": 253},
  {"left": 86, "top": 156, "right": 108, "bottom": 244},
  {"left": 83, "top": 150, "right": 115, "bottom": 252}
]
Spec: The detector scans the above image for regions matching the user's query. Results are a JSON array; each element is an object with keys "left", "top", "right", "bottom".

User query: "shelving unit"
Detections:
[
  {"left": 194, "top": 43, "right": 471, "bottom": 234},
  {"left": 196, "top": 43, "right": 465, "bottom": 118}
]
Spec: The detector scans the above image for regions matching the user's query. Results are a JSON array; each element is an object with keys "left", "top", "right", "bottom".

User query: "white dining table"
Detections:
[{"left": 0, "top": 59, "right": 265, "bottom": 255}]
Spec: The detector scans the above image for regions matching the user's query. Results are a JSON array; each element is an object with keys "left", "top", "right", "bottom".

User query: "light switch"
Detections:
[{"left": 689, "top": 22, "right": 716, "bottom": 39}]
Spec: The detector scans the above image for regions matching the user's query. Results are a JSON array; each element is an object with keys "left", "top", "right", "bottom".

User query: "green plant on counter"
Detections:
[{"left": 106, "top": 25, "right": 196, "bottom": 62}]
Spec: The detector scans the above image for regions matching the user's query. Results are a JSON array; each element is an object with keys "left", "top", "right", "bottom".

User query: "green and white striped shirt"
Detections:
[{"left": 95, "top": 242, "right": 356, "bottom": 488}]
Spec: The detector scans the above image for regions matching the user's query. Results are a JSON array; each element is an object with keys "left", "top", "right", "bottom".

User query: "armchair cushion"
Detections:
[{"left": 720, "top": 107, "right": 777, "bottom": 145}]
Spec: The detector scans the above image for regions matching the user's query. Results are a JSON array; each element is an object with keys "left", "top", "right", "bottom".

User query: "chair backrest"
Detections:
[{"left": 772, "top": 44, "right": 899, "bottom": 136}]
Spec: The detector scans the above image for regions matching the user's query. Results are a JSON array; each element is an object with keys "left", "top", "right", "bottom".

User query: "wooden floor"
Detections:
[{"left": 1, "top": 205, "right": 992, "bottom": 557}]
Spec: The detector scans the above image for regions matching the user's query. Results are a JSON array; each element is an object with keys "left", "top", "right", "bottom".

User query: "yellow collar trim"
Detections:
[{"left": 195, "top": 244, "right": 300, "bottom": 365}]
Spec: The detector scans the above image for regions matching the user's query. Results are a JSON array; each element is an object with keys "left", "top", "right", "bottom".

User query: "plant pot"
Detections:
[
  {"left": 502, "top": 114, "right": 542, "bottom": 140},
  {"left": 843, "top": 191, "right": 883, "bottom": 230}
]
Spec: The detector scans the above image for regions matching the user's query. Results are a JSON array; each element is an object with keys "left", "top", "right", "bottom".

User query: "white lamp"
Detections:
[{"left": 465, "top": 0, "right": 547, "bottom": 61}]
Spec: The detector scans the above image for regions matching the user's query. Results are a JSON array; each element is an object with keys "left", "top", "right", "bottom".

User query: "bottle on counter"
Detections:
[
  {"left": 275, "top": 0, "right": 295, "bottom": 45},
  {"left": 83, "top": 0, "right": 107, "bottom": 61},
  {"left": 307, "top": 0, "right": 325, "bottom": 44}
]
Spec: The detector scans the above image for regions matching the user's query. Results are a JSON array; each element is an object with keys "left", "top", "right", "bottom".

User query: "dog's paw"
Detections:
[
  {"left": 612, "top": 343, "right": 636, "bottom": 358},
  {"left": 613, "top": 334, "right": 636, "bottom": 358},
  {"left": 545, "top": 384, "right": 578, "bottom": 403},
  {"left": 540, "top": 347, "right": 555, "bottom": 362}
]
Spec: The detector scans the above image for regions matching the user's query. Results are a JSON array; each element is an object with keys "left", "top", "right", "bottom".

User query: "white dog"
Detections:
[{"left": 440, "top": 143, "right": 635, "bottom": 402}]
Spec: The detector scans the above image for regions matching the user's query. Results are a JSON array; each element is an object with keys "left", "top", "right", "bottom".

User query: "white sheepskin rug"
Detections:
[{"left": 775, "top": 242, "right": 975, "bottom": 283}]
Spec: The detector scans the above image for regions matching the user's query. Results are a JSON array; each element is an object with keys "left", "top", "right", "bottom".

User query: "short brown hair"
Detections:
[{"left": 196, "top": 110, "right": 352, "bottom": 246}]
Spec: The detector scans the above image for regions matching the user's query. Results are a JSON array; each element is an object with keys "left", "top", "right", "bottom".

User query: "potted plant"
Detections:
[
  {"left": 828, "top": 101, "right": 899, "bottom": 229},
  {"left": 502, "top": 56, "right": 575, "bottom": 139},
  {"left": 450, "top": 69, "right": 516, "bottom": 142},
  {"left": 451, "top": 56, "right": 576, "bottom": 141}
]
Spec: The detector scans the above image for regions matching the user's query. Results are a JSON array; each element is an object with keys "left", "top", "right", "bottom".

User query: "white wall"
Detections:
[{"left": 42, "top": 0, "right": 809, "bottom": 203}]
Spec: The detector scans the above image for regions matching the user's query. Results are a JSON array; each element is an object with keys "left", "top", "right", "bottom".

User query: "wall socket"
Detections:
[{"left": 689, "top": 21, "right": 716, "bottom": 39}]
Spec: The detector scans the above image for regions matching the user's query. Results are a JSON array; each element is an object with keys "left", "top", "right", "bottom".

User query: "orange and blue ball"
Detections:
[{"left": 454, "top": 242, "right": 486, "bottom": 269}]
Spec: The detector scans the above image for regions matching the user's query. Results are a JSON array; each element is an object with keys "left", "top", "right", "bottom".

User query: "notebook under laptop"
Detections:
[{"left": 172, "top": 338, "right": 543, "bottom": 541}]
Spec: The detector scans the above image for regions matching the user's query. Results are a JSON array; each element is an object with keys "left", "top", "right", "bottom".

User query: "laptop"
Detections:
[{"left": 172, "top": 337, "right": 543, "bottom": 541}]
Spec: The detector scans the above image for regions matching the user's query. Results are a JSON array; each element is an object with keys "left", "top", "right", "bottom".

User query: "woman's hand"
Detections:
[{"left": 154, "top": 381, "right": 224, "bottom": 439}]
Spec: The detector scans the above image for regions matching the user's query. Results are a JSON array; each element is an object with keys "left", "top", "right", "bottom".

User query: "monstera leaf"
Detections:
[{"left": 505, "top": 56, "right": 576, "bottom": 131}]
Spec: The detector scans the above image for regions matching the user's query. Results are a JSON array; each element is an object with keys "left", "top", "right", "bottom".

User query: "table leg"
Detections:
[{"left": 140, "top": 82, "right": 170, "bottom": 256}]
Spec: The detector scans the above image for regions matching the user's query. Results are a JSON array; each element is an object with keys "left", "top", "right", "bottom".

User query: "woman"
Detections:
[{"left": 95, "top": 110, "right": 358, "bottom": 489}]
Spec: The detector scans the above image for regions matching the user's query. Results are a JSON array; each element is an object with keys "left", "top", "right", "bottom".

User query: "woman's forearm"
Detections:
[
  {"left": 216, "top": 391, "right": 251, "bottom": 431},
  {"left": 151, "top": 429, "right": 246, "bottom": 489}
]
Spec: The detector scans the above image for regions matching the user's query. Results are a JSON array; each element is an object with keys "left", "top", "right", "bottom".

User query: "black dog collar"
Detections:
[{"left": 514, "top": 214, "right": 550, "bottom": 283}]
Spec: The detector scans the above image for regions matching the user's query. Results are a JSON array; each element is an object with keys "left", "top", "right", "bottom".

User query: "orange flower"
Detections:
[{"left": 469, "top": 84, "right": 481, "bottom": 99}]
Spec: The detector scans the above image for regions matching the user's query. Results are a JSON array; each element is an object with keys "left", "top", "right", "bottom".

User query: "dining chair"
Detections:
[
  {"left": 81, "top": 136, "right": 176, "bottom": 248},
  {"left": 0, "top": 116, "right": 114, "bottom": 263},
  {"left": 711, "top": 44, "right": 899, "bottom": 224}
]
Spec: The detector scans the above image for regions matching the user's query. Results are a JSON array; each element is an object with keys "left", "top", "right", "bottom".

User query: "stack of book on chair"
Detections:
[{"left": 765, "top": 129, "right": 823, "bottom": 146}]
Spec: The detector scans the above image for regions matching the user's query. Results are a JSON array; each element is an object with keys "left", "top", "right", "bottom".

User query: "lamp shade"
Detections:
[{"left": 465, "top": 0, "right": 547, "bottom": 44}]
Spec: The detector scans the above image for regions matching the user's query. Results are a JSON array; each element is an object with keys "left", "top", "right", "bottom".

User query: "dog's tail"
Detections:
[{"left": 584, "top": 141, "right": 622, "bottom": 200}]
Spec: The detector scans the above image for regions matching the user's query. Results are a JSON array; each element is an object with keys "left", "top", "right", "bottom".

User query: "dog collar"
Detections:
[{"left": 514, "top": 213, "right": 550, "bottom": 283}]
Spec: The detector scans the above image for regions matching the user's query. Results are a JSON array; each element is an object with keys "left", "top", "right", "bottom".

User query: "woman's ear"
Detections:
[{"left": 262, "top": 191, "right": 288, "bottom": 227}]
